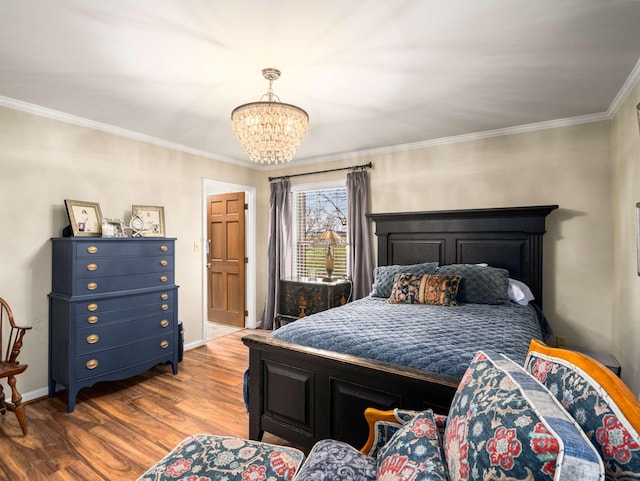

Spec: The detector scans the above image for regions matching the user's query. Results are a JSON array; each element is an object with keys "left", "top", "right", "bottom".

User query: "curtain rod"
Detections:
[{"left": 268, "top": 162, "right": 372, "bottom": 182}]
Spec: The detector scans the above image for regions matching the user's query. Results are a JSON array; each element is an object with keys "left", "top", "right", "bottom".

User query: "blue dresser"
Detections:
[{"left": 49, "top": 237, "right": 179, "bottom": 412}]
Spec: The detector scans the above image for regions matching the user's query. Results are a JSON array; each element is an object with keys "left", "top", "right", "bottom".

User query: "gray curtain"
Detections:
[
  {"left": 346, "top": 170, "right": 374, "bottom": 299},
  {"left": 262, "top": 178, "right": 291, "bottom": 329}
]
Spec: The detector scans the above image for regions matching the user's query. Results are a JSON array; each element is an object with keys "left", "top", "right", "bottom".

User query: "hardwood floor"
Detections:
[{"left": 0, "top": 329, "right": 282, "bottom": 481}]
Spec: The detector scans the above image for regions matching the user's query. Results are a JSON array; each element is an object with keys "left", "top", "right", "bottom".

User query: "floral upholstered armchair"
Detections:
[
  {"left": 294, "top": 342, "right": 640, "bottom": 481},
  {"left": 139, "top": 342, "right": 640, "bottom": 481}
]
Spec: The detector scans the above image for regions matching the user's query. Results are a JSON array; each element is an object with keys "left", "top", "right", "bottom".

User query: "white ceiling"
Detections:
[{"left": 2, "top": 0, "right": 640, "bottom": 167}]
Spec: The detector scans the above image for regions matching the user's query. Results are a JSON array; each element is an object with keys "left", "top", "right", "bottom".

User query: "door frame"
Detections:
[{"left": 201, "top": 179, "right": 257, "bottom": 339}]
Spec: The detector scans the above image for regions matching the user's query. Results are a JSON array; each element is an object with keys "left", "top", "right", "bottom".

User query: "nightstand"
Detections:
[
  {"left": 566, "top": 347, "right": 621, "bottom": 377},
  {"left": 275, "top": 277, "right": 352, "bottom": 329}
]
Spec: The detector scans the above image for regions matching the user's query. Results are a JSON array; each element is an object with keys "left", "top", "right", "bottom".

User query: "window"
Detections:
[{"left": 293, "top": 184, "right": 347, "bottom": 279}]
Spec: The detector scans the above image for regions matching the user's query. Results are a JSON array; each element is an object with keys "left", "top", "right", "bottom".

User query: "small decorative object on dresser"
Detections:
[
  {"left": 132, "top": 205, "right": 165, "bottom": 237},
  {"left": 64, "top": 199, "right": 103, "bottom": 237},
  {"left": 101, "top": 218, "right": 125, "bottom": 238},
  {"left": 275, "top": 277, "right": 351, "bottom": 328},
  {"left": 48, "top": 237, "right": 179, "bottom": 412}
]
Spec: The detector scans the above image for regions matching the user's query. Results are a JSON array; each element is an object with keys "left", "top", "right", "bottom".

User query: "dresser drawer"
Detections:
[
  {"left": 50, "top": 237, "right": 179, "bottom": 412},
  {"left": 76, "top": 334, "right": 174, "bottom": 380},
  {"left": 75, "top": 255, "right": 174, "bottom": 278},
  {"left": 74, "top": 291, "right": 175, "bottom": 327},
  {"left": 72, "top": 272, "right": 175, "bottom": 296},
  {"left": 76, "top": 314, "right": 174, "bottom": 354},
  {"left": 75, "top": 240, "right": 174, "bottom": 258}
]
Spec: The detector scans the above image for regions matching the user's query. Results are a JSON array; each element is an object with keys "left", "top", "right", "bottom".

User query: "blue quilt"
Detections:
[{"left": 272, "top": 297, "right": 552, "bottom": 379}]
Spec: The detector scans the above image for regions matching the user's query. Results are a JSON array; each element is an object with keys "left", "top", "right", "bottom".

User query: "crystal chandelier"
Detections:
[{"left": 231, "top": 68, "right": 309, "bottom": 165}]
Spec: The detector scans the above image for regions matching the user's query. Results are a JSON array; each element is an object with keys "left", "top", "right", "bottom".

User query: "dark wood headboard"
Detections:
[{"left": 367, "top": 205, "right": 558, "bottom": 308}]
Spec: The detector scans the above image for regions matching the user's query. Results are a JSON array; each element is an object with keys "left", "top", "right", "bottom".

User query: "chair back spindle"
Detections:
[{"left": 0, "top": 296, "right": 32, "bottom": 435}]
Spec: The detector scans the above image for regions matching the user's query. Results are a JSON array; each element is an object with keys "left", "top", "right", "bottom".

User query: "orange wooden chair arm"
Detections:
[{"left": 360, "top": 407, "right": 404, "bottom": 454}]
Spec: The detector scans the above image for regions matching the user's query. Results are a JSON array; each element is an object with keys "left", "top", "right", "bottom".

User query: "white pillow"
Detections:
[{"left": 508, "top": 278, "right": 535, "bottom": 305}]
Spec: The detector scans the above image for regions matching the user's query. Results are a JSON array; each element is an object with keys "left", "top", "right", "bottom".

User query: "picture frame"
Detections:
[
  {"left": 101, "top": 218, "right": 125, "bottom": 238},
  {"left": 64, "top": 199, "right": 103, "bottom": 237},
  {"left": 132, "top": 205, "right": 165, "bottom": 237}
]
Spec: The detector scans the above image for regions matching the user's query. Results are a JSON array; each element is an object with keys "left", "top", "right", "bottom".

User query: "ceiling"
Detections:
[{"left": 2, "top": 0, "right": 640, "bottom": 167}]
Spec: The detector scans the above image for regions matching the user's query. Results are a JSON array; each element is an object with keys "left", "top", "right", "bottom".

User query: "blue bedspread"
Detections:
[{"left": 271, "top": 296, "right": 552, "bottom": 379}]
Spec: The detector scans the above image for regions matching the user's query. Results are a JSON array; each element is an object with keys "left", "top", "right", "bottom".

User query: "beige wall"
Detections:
[
  {"left": 0, "top": 106, "right": 266, "bottom": 398},
  {"left": 270, "top": 121, "right": 614, "bottom": 354},
  {"left": 611, "top": 82, "right": 640, "bottom": 397},
  {"left": 0, "top": 100, "right": 628, "bottom": 401}
]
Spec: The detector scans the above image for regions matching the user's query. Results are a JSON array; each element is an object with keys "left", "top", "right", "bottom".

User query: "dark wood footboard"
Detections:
[{"left": 242, "top": 333, "right": 459, "bottom": 450}]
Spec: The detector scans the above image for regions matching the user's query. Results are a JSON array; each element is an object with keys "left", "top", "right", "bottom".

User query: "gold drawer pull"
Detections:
[
  {"left": 160, "top": 276, "right": 168, "bottom": 282},
  {"left": 160, "top": 259, "right": 168, "bottom": 266},
  {"left": 87, "top": 246, "right": 98, "bottom": 254},
  {"left": 86, "top": 263, "right": 98, "bottom": 271},
  {"left": 160, "top": 340, "right": 169, "bottom": 349},
  {"left": 86, "top": 334, "right": 99, "bottom": 344},
  {"left": 160, "top": 293, "right": 169, "bottom": 300},
  {"left": 87, "top": 303, "right": 98, "bottom": 312},
  {"left": 87, "top": 315, "right": 99, "bottom": 324},
  {"left": 160, "top": 319, "right": 169, "bottom": 328},
  {"left": 86, "top": 359, "right": 99, "bottom": 370},
  {"left": 160, "top": 245, "right": 168, "bottom": 252},
  {"left": 87, "top": 282, "right": 98, "bottom": 291},
  {"left": 161, "top": 304, "right": 169, "bottom": 311}
]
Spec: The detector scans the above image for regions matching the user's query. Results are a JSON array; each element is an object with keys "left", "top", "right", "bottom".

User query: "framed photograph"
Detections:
[
  {"left": 101, "top": 218, "right": 125, "bottom": 238},
  {"left": 64, "top": 199, "right": 103, "bottom": 237},
  {"left": 132, "top": 205, "right": 165, "bottom": 237}
]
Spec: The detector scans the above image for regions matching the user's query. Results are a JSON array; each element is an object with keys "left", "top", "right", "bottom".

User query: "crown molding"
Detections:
[
  {"left": 608, "top": 57, "right": 640, "bottom": 116},
  {"left": 0, "top": 92, "right": 616, "bottom": 170},
  {"left": 297, "top": 112, "right": 610, "bottom": 165},
  {"left": 0, "top": 95, "right": 254, "bottom": 168}
]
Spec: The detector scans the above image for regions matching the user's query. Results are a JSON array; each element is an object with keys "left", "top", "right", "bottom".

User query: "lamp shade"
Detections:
[{"left": 319, "top": 229, "right": 342, "bottom": 244}]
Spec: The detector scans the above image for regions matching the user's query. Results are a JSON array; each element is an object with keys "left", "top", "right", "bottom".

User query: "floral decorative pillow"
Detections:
[
  {"left": 444, "top": 350, "right": 604, "bottom": 481},
  {"left": 370, "top": 262, "right": 439, "bottom": 298},
  {"left": 293, "top": 439, "right": 376, "bottom": 481},
  {"left": 387, "top": 273, "right": 461, "bottom": 306},
  {"left": 525, "top": 344, "right": 640, "bottom": 481},
  {"left": 377, "top": 410, "right": 449, "bottom": 481}
]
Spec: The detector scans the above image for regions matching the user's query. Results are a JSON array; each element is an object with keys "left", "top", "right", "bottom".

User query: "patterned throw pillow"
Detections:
[
  {"left": 370, "top": 262, "right": 439, "bottom": 298},
  {"left": 437, "top": 264, "right": 509, "bottom": 304},
  {"left": 387, "top": 273, "right": 462, "bottom": 306},
  {"left": 525, "top": 340, "right": 640, "bottom": 481},
  {"left": 293, "top": 439, "right": 377, "bottom": 481},
  {"left": 136, "top": 434, "right": 305, "bottom": 481},
  {"left": 377, "top": 410, "right": 449, "bottom": 481},
  {"left": 444, "top": 351, "right": 604, "bottom": 481}
]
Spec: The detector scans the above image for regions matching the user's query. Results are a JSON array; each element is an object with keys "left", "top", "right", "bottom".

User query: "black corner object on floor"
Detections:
[{"left": 178, "top": 321, "right": 184, "bottom": 362}]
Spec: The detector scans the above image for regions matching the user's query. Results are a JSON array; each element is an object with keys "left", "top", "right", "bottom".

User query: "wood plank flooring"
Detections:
[{"left": 0, "top": 329, "right": 284, "bottom": 481}]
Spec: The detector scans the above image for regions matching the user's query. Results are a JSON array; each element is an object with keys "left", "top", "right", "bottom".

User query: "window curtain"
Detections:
[
  {"left": 262, "top": 178, "right": 291, "bottom": 330},
  {"left": 346, "top": 170, "right": 373, "bottom": 299}
]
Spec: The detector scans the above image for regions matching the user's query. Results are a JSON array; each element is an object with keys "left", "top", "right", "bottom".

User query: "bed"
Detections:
[{"left": 242, "top": 205, "right": 558, "bottom": 450}]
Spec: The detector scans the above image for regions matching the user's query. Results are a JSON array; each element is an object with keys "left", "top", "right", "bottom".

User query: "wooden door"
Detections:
[{"left": 207, "top": 192, "right": 246, "bottom": 326}]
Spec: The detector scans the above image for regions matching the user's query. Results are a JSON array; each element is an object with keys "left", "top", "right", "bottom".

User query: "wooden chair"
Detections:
[{"left": 0, "top": 297, "right": 32, "bottom": 435}]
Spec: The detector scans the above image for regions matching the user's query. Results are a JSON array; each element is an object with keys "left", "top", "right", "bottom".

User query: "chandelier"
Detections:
[{"left": 231, "top": 68, "right": 309, "bottom": 165}]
